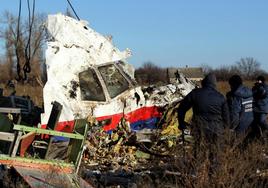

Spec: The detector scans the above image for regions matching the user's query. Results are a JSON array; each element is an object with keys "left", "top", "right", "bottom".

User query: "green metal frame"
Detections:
[
  {"left": 1, "top": 120, "right": 89, "bottom": 172},
  {"left": 13, "top": 125, "right": 84, "bottom": 140},
  {"left": 70, "top": 119, "right": 89, "bottom": 168}
]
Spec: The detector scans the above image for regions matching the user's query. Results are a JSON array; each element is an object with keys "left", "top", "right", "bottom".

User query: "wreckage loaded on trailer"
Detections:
[{"left": 0, "top": 14, "right": 194, "bottom": 187}]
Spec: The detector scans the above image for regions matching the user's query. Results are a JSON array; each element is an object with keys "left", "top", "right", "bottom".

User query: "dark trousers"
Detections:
[
  {"left": 254, "top": 113, "right": 268, "bottom": 129},
  {"left": 192, "top": 127, "right": 220, "bottom": 161},
  {"left": 250, "top": 112, "right": 268, "bottom": 138}
]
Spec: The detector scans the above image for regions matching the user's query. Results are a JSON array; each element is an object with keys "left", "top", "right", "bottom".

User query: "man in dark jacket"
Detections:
[
  {"left": 226, "top": 75, "right": 253, "bottom": 134},
  {"left": 252, "top": 75, "right": 268, "bottom": 136},
  {"left": 178, "top": 73, "right": 230, "bottom": 152}
]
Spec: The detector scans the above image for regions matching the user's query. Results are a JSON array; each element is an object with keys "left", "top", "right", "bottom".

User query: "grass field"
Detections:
[
  {"left": 217, "top": 80, "right": 255, "bottom": 96},
  {"left": 0, "top": 83, "right": 43, "bottom": 106}
]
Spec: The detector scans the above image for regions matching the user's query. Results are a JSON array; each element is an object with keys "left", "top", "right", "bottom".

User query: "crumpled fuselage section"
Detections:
[{"left": 42, "top": 14, "right": 195, "bottom": 132}]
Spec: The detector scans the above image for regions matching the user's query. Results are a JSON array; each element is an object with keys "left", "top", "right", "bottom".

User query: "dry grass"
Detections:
[
  {"left": 0, "top": 83, "right": 43, "bottom": 106},
  {"left": 136, "top": 131, "right": 268, "bottom": 188},
  {"left": 217, "top": 81, "right": 255, "bottom": 95}
]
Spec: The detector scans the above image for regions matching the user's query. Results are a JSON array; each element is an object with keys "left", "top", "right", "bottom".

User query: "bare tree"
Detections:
[
  {"left": 236, "top": 57, "right": 260, "bottom": 79},
  {"left": 213, "top": 66, "right": 232, "bottom": 81},
  {"left": 209, "top": 58, "right": 263, "bottom": 81},
  {"left": 135, "top": 62, "right": 167, "bottom": 85},
  {"left": 0, "top": 57, "right": 11, "bottom": 82},
  {"left": 0, "top": 11, "right": 46, "bottom": 84},
  {"left": 200, "top": 63, "right": 213, "bottom": 75}
]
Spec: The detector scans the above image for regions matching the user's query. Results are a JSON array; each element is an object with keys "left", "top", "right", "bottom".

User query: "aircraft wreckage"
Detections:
[
  {"left": 0, "top": 13, "right": 195, "bottom": 187},
  {"left": 42, "top": 13, "right": 195, "bottom": 133}
]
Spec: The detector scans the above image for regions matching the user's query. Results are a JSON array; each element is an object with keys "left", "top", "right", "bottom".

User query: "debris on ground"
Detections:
[{"left": 83, "top": 101, "right": 194, "bottom": 172}]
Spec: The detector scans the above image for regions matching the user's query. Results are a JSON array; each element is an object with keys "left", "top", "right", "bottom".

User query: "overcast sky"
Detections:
[{"left": 1, "top": 0, "right": 268, "bottom": 70}]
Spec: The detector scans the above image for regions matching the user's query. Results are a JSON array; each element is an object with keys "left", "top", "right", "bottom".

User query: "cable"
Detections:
[
  {"left": 23, "top": 0, "right": 36, "bottom": 80},
  {"left": 15, "top": 0, "right": 22, "bottom": 81},
  {"left": 66, "top": 0, "right": 80, "bottom": 20}
]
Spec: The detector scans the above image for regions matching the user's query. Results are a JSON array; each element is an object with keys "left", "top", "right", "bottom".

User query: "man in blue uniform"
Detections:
[
  {"left": 252, "top": 75, "right": 268, "bottom": 138},
  {"left": 226, "top": 75, "right": 253, "bottom": 134}
]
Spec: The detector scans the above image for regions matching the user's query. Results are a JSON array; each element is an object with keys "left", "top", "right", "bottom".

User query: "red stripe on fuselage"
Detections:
[
  {"left": 125, "top": 106, "right": 162, "bottom": 123},
  {"left": 41, "top": 106, "right": 162, "bottom": 132},
  {"left": 97, "top": 106, "right": 162, "bottom": 131}
]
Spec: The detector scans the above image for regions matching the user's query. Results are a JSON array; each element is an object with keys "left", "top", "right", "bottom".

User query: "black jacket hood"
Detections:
[{"left": 201, "top": 73, "right": 217, "bottom": 89}]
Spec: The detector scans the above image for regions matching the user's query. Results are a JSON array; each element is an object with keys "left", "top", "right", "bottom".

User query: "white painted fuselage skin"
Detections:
[{"left": 42, "top": 14, "right": 194, "bottom": 130}]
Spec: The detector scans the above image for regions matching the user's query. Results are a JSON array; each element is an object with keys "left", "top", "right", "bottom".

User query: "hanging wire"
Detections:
[
  {"left": 66, "top": 0, "right": 80, "bottom": 21},
  {"left": 15, "top": 0, "right": 23, "bottom": 81},
  {"left": 23, "top": 0, "right": 35, "bottom": 80},
  {"left": 15, "top": 0, "right": 77, "bottom": 81}
]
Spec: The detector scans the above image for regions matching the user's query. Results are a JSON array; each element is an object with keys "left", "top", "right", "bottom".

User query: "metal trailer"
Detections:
[{"left": 0, "top": 107, "right": 92, "bottom": 188}]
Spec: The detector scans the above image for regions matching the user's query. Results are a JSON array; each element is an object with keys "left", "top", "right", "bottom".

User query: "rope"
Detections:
[
  {"left": 66, "top": 0, "right": 80, "bottom": 21},
  {"left": 15, "top": 0, "right": 23, "bottom": 81},
  {"left": 23, "top": 0, "right": 35, "bottom": 80},
  {"left": 15, "top": 0, "right": 36, "bottom": 81}
]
